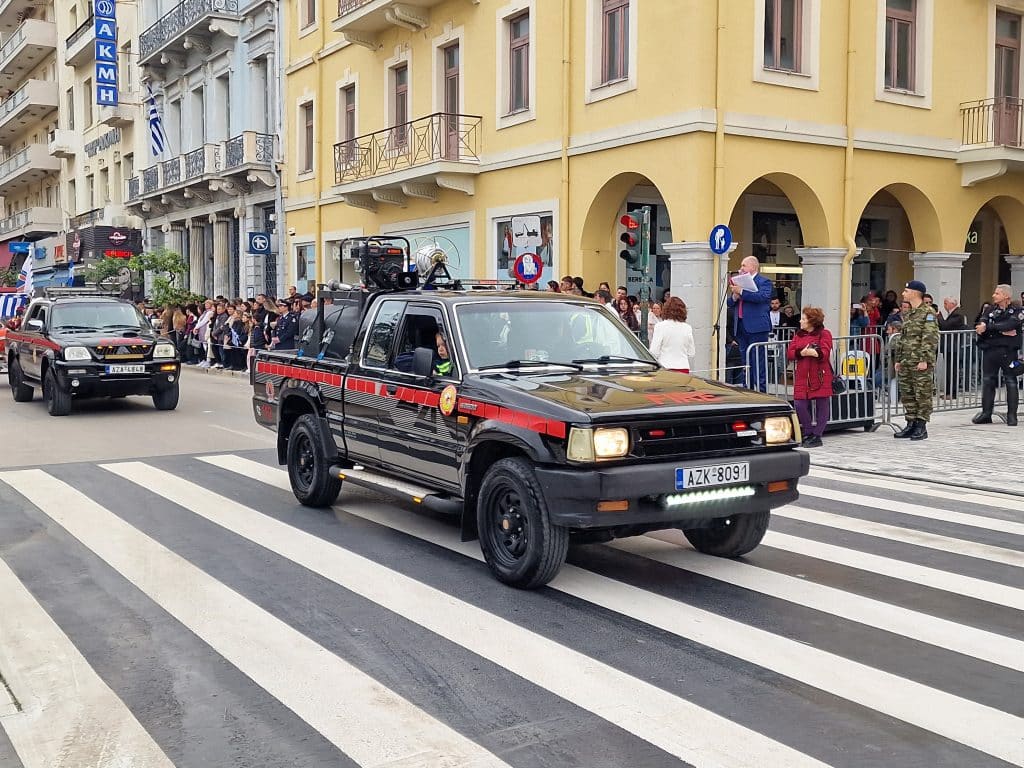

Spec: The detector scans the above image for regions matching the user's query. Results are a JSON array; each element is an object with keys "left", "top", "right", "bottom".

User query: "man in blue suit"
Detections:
[{"left": 726, "top": 256, "right": 774, "bottom": 392}]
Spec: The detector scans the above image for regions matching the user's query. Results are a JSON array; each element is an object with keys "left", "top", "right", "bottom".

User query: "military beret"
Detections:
[{"left": 905, "top": 280, "right": 927, "bottom": 294}]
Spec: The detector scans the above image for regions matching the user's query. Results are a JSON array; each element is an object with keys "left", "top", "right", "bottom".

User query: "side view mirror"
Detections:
[
  {"left": 25, "top": 318, "right": 43, "bottom": 332},
  {"left": 412, "top": 346, "right": 435, "bottom": 378}
]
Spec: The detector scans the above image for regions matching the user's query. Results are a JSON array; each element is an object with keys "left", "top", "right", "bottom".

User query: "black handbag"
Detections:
[{"left": 831, "top": 374, "right": 847, "bottom": 395}]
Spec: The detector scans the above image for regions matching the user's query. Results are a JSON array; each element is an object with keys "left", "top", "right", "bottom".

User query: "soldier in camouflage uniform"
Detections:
[{"left": 894, "top": 280, "right": 939, "bottom": 441}]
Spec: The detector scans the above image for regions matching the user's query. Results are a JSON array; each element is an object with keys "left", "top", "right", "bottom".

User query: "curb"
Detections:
[{"left": 179, "top": 364, "right": 250, "bottom": 381}]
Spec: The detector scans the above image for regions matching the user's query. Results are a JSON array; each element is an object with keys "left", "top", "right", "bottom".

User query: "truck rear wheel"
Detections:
[
  {"left": 8, "top": 358, "right": 32, "bottom": 402},
  {"left": 684, "top": 509, "right": 770, "bottom": 557},
  {"left": 287, "top": 414, "right": 342, "bottom": 508},
  {"left": 477, "top": 457, "right": 568, "bottom": 589}
]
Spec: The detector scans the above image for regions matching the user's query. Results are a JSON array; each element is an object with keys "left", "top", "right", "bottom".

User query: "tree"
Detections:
[{"left": 86, "top": 247, "right": 198, "bottom": 307}]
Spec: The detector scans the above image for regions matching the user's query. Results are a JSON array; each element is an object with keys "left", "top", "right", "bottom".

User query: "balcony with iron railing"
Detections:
[
  {"left": 959, "top": 97, "right": 1024, "bottom": 186},
  {"left": 68, "top": 208, "right": 103, "bottom": 230},
  {"left": 0, "top": 206, "right": 61, "bottom": 241},
  {"left": 332, "top": 113, "right": 481, "bottom": 206},
  {"left": 333, "top": 0, "right": 475, "bottom": 47},
  {"left": 0, "top": 144, "right": 61, "bottom": 195},
  {"left": 0, "top": 79, "right": 59, "bottom": 144},
  {"left": 0, "top": 18, "right": 57, "bottom": 88},
  {"left": 126, "top": 143, "right": 225, "bottom": 204},
  {"left": 139, "top": 0, "right": 241, "bottom": 65},
  {"left": 64, "top": 12, "right": 95, "bottom": 67},
  {"left": 223, "top": 131, "right": 275, "bottom": 170}
]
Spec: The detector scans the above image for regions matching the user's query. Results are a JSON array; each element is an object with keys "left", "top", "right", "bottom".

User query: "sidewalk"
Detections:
[
  {"left": 812, "top": 409, "right": 1023, "bottom": 496},
  {"left": 181, "top": 363, "right": 250, "bottom": 380}
]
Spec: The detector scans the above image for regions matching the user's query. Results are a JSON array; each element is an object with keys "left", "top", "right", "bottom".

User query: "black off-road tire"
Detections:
[
  {"left": 287, "top": 414, "right": 342, "bottom": 508},
  {"left": 43, "top": 368, "right": 71, "bottom": 417},
  {"left": 153, "top": 384, "right": 180, "bottom": 411},
  {"left": 477, "top": 457, "right": 569, "bottom": 589},
  {"left": 8, "top": 358, "right": 32, "bottom": 402},
  {"left": 684, "top": 509, "right": 770, "bottom": 557}
]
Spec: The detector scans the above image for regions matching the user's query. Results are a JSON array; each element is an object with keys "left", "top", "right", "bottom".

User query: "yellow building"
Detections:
[{"left": 283, "top": 0, "right": 1024, "bottom": 364}]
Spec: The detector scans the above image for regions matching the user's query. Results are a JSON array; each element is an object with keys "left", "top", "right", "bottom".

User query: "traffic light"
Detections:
[{"left": 618, "top": 213, "right": 640, "bottom": 265}]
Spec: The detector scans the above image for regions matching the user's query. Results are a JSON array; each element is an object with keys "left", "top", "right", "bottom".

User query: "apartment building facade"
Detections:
[
  {"left": 0, "top": 0, "right": 61, "bottom": 278},
  {"left": 125, "top": 0, "right": 281, "bottom": 299},
  {"left": 56, "top": 0, "right": 146, "bottom": 270},
  {"left": 283, "top": 0, "right": 1024, "bottom": 361}
]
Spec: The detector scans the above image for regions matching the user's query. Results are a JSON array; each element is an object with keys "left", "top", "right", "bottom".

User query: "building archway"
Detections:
[
  {"left": 724, "top": 174, "right": 829, "bottom": 310},
  {"left": 578, "top": 172, "right": 674, "bottom": 298},
  {"left": 958, "top": 196, "right": 1024, "bottom": 313}
]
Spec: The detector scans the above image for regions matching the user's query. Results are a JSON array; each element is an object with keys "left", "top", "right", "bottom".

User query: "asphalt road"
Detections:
[
  {"left": 0, "top": 367, "right": 273, "bottom": 468},
  {"left": 0, "top": 370, "right": 1021, "bottom": 768}
]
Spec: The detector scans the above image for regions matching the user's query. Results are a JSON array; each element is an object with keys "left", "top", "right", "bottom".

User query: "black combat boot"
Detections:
[
  {"left": 974, "top": 384, "right": 995, "bottom": 424},
  {"left": 894, "top": 419, "right": 917, "bottom": 438},
  {"left": 1007, "top": 384, "right": 1019, "bottom": 426},
  {"left": 910, "top": 420, "right": 928, "bottom": 440}
]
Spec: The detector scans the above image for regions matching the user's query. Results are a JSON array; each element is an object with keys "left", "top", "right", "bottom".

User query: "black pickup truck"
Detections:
[
  {"left": 6, "top": 290, "right": 181, "bottom": 416},
  {"left": 253, "top": 254, "right": 809, "bottom": 588}
]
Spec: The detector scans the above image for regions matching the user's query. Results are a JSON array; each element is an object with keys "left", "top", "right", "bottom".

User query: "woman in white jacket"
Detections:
[{"left": 649, "top": 297, "right": 696, "bottom": 373}]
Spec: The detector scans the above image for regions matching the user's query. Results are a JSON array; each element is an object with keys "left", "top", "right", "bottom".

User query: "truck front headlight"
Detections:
[
  {"left": 765, "top": 416, "right": 794, "bottom": 444},
  {"left": 153, "top": 343, "right": 176, "bottom": 359},
  {"left": 593, "top": 427, "right": 630, "bottom": 458},
  {"left": 63, "top": 346, "right": 90, "bottom": 361},
  {"left": 566, "top": 427, "right": 630, "bottom": 462}
]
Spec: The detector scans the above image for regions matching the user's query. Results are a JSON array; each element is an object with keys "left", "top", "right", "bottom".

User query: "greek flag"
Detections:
[
  {"left": 146, "top": 83, "right": 168, "bottom": 158},
  {"left": 14, "top": 254, "right": 33, "bottom": 297},
  {"left": 0, "top": 293, "right": 27, "bottom": 319},
  {"left": 66, "top": 260, "right": 76, "bottom": 287}
]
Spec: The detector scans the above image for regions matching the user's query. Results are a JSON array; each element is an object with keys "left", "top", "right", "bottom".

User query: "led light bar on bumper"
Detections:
[{"left": 664, "top": 486, "right": 756, "bottom": 507}]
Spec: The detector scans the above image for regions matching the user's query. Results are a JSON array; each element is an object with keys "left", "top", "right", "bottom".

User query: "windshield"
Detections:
[
  {"left": 456, "top": 301, "right": 656, "bottom": 370},
  {"left": 50, "top": 302, "right": 148, "bottom": 332}
]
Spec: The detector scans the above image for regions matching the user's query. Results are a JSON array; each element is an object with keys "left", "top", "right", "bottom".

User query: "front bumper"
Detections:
[
  {"left": 54, "top": 359, "right": 181, "bottom": 397},
  {"left": 534, "top": 449, "right": 810, "bottom": 528}
]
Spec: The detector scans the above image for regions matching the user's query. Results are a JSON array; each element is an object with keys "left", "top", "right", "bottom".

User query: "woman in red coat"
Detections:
[{"left": 786, "top": 306, "right": 833, "bottom": 447}]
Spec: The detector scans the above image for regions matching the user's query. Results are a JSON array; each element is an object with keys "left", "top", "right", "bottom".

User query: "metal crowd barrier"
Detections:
[
  {"left": 741, "top": 333, "right": 882, "bottom": 432},
  {"left": 649, "top": 326, "right": 1009, "bottom": 431},
  {"left": 883, "top": 329, "right": 1002, "bottom": 424}
]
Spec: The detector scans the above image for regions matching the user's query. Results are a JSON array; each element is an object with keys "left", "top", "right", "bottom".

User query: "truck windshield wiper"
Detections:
[
  {"left": 572, "top": 355, "right": 659, "bottom": 368},
  {"left": 53, "top": 325, "right": 100, "bottom": 332},
  {"left": 477, "top": 359, "right": 584, "bottom": 372},
  {"left": 100, "top": 325, "right": 143, "bottom": 332}
]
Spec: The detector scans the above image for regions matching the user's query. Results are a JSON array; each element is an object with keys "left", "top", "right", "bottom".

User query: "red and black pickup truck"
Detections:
[
  {"left": 253, "top": 271, "right": 809, "bottom": 588},
  {"left": 6, "top": 290, "right": 181, "bottom": 416}
]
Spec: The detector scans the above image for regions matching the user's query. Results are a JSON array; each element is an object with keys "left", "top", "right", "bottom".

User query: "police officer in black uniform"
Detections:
[{"left": 973, "top": 283, "right": 1024, "bottom": 426}]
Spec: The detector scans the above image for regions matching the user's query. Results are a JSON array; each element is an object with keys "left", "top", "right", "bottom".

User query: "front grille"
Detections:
[
  {"left": 95, "top": 343, "right": 152, "bottom": 360},
  {"left": 630, "top": 414, "right": 778, "bottom": 460}
]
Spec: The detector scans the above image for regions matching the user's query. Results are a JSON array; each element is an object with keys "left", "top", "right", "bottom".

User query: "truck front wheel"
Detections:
[
  {"left": 287, "top": 414, "right": 342, "bottom": 508},
  {"left": 477, "top": 457, "right": 568, "bottom": 589},
  {"left": 684, "top": 509, "right": 770, "bottom": 557}
]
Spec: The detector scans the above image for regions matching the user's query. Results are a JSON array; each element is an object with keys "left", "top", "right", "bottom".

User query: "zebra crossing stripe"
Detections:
[
  {"left": 123, "top": 459, "right": 832, "bottom": 768},
  {"left": 774, "top": 506, "right": 1024, "bottom": 568},
  {"left": 796, "top": 485, "right": 1024, "bottom": 537},
  {"left": 0, "top": 557, "right": 174, "bottom": 768},
  {"left": 198, "top": 454, "right": 1024, "bottom": 767},
  {"left": 762, "top": 530, "right": 1024, "bottom": 611},
  {"left": 608, "top": 535, "right": 1024, "bottom": 672},
  {"left": 809, "top": 467, "right": 1024, "bottom": 511},
  {"left": 0, "top": 469, "right": 514, "bottom": 768}
]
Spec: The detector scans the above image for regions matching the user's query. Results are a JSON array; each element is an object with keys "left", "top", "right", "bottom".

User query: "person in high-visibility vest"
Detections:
[{"left": 433, "top": 331, "right": 453, "bottom": 377}]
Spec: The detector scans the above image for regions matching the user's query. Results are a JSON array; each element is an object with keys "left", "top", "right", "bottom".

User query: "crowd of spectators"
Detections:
[{"left": 139, "top": 285, "right": 312, "bottom": 372}]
